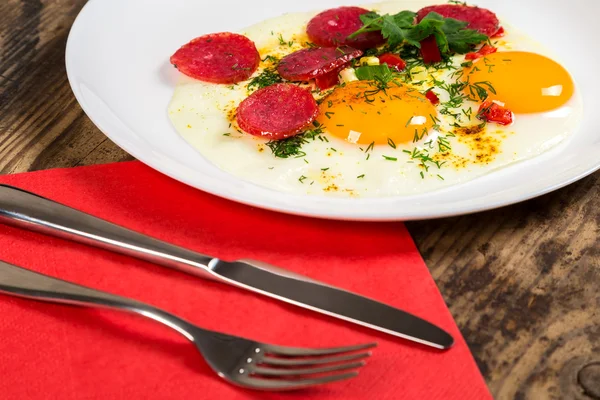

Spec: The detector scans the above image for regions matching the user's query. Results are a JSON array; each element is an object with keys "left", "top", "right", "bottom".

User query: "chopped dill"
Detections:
[
  {"left": 266, "top": 122, "right": 325, "bottom": 158},
  {"left": 247, "top": 68, "right": 283, "bottom": 91},
  {"left": 438, "top": 136, "right": 452, "bottom": 153},
  {"left": 261, "top": 55, "right": 280, "bottom": 64},
  {"left": 468, "top": 81, "right": 496, "bottom": 101}
]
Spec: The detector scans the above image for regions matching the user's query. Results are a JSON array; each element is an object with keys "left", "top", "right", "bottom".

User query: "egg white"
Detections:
[{"left": 168, "top": 0, "right": 583, "bottom": 198}]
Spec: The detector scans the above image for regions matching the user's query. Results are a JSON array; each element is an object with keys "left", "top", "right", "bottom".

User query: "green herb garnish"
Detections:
[
  {"left": 247, "top": 68, "right": 283, "bottom": 91},
  {"left": 355, "top": 64, "right": 394, "bottom": 82},
  {"left": 266, "top": 122, "right": 325, "bottom": 158},
  {"left": 349, "top": 11, "right": 488, "bottom": 56}
]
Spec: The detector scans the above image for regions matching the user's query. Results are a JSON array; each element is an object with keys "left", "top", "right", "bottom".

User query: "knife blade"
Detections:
[
  {"left": 0, "top": 184, "right": 453, "bottom": 349},
  {"left": 212, "top": 259, "right": 454, "bottom": 349}
]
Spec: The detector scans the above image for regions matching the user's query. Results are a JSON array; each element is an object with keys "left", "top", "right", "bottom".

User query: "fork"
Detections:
[{"left": 0, "top": 259, "right": 375, "bottom": 390}]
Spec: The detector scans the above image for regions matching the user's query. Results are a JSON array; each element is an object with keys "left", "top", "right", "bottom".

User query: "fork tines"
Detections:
[{"left": 237, "top": 342, "right": 376, "bottom": 390}]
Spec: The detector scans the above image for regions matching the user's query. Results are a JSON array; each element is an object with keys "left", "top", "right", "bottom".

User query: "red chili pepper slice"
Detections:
[
  {"left": 465, "top": 44, "right": 498, "bottom": 61},
  {"left": 477, "top": 100, "right": 514, "bottom": 126},
  {"left": 420, "top": 35, "right": 442, "bottom": 64},
  {"left": 314, "top": 67, "right": 342, "bottom": 90},
  {"left": 425, "top": 90, "right": 440, "bottom": 105},
  {"left": 378, "top": 53, "right": 407, "bottom": 71},
  {"left": 492, "top": 27, "right": 505, "bottom": 38}
]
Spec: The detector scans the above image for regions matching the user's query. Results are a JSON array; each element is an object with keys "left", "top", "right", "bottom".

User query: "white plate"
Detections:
[{"left": 66, "top": 0, "right": 600, "bottom": 221}]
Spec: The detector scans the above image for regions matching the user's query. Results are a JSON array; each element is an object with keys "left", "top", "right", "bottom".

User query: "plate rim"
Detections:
[{"left": 64, "top": 0, "right": 600, "bottom": 222}]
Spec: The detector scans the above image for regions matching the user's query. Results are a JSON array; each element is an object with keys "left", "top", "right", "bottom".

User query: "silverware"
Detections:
[
  {"left": 0, "top": 259, "right": 375, "bottom": 390},
  {"left": 0, "top": 184, "right": 454, "bottom": 349}
]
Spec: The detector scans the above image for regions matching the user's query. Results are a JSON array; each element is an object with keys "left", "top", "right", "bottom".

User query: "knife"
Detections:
[{"left": 0, "top": 184, "right": 453, "bottom": 349}]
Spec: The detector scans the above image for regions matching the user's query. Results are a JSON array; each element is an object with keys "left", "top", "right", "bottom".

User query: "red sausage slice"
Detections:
[
  {"left": 307, "top": 6, "right": 385, "bottom": 50},
  {"left": 236, "top": 84, "right": 319, "bottom": 140},
  {"left": 416, "top": 4, "right": 500, "bottom": 36},
  {"left": 170, "top": 32, "right": 260, "bottom": 84},
  {"left": 278, "top": 46, "right": 362, "bottom": 82}
]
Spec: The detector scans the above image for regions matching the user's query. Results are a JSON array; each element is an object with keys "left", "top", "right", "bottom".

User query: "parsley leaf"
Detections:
[
  {"left": 445, "top": 28, "right": 489, "bottom": 54},
  {"left": 355, "top": 11, "right": 386, "bottom": 33},
  {"left": 349, "top": 10, "right": 488, "bottom": 57},
  {"left": 392, "top": 10, "right": 418, "bottom": 28},
  {"left": 351, "top": 11, "right": 419, "bottom": 48},
  {"left": 354, "top": 64, "right": 394, "bottom": 82},
  {"left": 382, "top": 16, "right": 408, "bottom": 47}
]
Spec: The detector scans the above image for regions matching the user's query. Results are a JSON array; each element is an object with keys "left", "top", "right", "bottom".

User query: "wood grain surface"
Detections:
[{"left": 1, "top": 1, "right": 598, "bottom": 399}]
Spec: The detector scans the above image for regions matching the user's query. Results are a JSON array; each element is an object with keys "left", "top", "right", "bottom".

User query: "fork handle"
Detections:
[
  {"left": 0, "top": 259, "right": 196, "bottom": 340},
  {"left": 0, "top": 184, "right": 215, "bottom": 280}
]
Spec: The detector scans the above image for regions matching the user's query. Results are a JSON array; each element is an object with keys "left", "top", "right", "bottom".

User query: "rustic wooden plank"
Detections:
[
  {"left": 0, "top": 0, "right": 133, "bottom": 174},
  {"left": 407, "top": 172, "right": 600, "bottom": 399},
  {"left": 0, "top": 0, "right": 598, "bottom": 399}
]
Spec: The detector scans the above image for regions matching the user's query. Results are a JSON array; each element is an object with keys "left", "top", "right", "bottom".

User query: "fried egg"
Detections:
[
  {"left": 463, "top": 51, "right": 575, "bottom": 114},
  {"left": 317, "top": 81, "right": 437, "bottom": 145},
  {"left": 168, "top": 1, "right": 582, "bottom": 198}
]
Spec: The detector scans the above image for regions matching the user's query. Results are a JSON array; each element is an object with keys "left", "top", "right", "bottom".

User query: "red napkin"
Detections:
[{"left": 0, "top": 162, "right": 491, "bottom": 400}]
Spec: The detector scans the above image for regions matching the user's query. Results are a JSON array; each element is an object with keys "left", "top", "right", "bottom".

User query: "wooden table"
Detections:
[{"left": 1, "top": 1, "right": 599, "bottom": 399}]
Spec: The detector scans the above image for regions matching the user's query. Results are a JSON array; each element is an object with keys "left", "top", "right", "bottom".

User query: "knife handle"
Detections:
[{"left": 0, "top": 185, "right": 216, "bottom": 280}]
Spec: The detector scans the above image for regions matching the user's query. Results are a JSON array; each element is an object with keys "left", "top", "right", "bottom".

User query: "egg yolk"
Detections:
[
  {"left": 463, "top": 51, "right": 574, "bottom": 114},
  {"left": 317, "top": 81, "right": 436, "bottom": 145}
]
